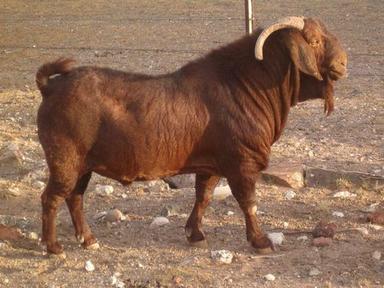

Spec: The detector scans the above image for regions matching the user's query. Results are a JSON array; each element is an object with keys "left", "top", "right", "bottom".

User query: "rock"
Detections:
[
  {"left": 267, "top": 232, "right": 284, "bottom": 246},
  {"left": 95, "top": 184, "right": 114, "bottom": 196},
  {"left": 309, "top": 268, "right": 321, "bottom": 276},
  {"left": 264, "top": 274, "right": 276, "bottom": 281},
  {"left": 332, "top": 211, "right": 345, "bottom": 218},
  {"left": 144, "top": 180, "right": 170, "bottom": 193},
  {"left": 354, "top": 227, "right": 369, "bottom": 236},
  {"left": 0, "top": 241, "right": 8, "bottom": 249},
  {"left": 0, "top": 215, "right": 30, "bottom": 230},
  {"left": 6, "top": 187, "right": 21, "bottom": 197},
  {"left": 93, "top": 211, "right": 107, "bottom": 221},
  {"left": 367, "top": 211, "right": 384, "bottom": 225},
  {"left": 85, "top": 260, "right": 95, "bottom": 272},
  {"left": 369, "top": 224, "right": 383, "bottom": 231},
  {"left": 27, "top": 231, "right": 39, "bottom": 240},
  {"left": 226, "top": 211, "right": 235, "bottom": 216},
  {"left": 33, "top": 180, "right": 46, "bottom": 190},
  {"left": 111, "top": 272, "right": 125, "bottom": 288},
  {"left": 105, "top": 209, "right": 125, "bottom": 222},
  {"left": 284, "top": 190, "right": 296, "bottom": 200},
  {"left": 260, "top": 163, "right": 304, "bottom": 188},
  {"left": 333, "top": 191, "right": 357, "bottom": 198},
  {"left": 163, "top": 174, "right": 195, "bottom": 188},
  {"left": 150, "top": 217, "right": 170, "bottom": 228},
  {"left": 283, "top": 222, "right": 289, "bottom": 229},
  {"left": 213, "top": 185, "right": 232, "bottom": 200},
  {"left": 172, "top": 275, "right": 183, "bottom": 285},
  {"left": 312, "top": 221, "right": 337, "bottom": 238},
  {"left": 361, "top": 203, "right": 379, "bottom": 213},
  {"left": 0, "top": 142, "right": 27, "bottom": 177},
  {"left": 211, "top": 250, "right": 233, "bottom": 264},
  {"left": 312, "top": 237, "right": 332, "bottom": 247},
  {"left": 372, "top": 250, "right": 382, "bottom": 260},
  {"left": 160, "top": 205, "right": 179, "bottom": 217},
  {"left": 297, "top": 235, "right": 309, "bottom": 242}
]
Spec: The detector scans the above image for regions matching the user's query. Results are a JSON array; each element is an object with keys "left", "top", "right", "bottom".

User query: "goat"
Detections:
[{"left": 36, "top": 16, "right": 347, "bottom": 256}]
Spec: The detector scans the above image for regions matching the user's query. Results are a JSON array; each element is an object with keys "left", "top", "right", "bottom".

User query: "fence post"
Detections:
[{"left": 244, "top": 0, "right": 254, "bottom": 34}]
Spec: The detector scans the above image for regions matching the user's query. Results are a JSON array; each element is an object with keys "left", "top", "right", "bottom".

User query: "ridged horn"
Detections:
[{"left": 255, "top": 16, "right": 305, "bottom": 60}]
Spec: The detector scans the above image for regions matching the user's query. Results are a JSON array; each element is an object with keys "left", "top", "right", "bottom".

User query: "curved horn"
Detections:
[{"left": 255, "top": 16, "right": 305, "bottom": 60}]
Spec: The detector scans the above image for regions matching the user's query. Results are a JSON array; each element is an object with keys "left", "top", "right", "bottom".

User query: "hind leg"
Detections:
[
  {"left": 185, "top": 174, "right": 220, "bottom": 247},
  {"left": 65, "top": 172, "right": 98, "bottom": 249}
]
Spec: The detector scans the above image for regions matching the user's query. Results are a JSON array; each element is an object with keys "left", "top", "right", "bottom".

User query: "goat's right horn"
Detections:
[{"left": 255, "top": 16, "right": 305, "bottom": 61}]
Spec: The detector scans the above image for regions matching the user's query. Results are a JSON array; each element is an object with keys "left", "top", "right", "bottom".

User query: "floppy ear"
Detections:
[{"left": 284, "top": 32, "right": 323, "bottom": 81}]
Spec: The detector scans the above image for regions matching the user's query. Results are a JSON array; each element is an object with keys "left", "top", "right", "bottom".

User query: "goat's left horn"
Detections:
[{"left": 255, "top": 16, "right": 305, "bottom": 60}]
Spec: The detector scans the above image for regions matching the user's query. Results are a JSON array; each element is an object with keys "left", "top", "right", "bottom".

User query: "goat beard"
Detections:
[{"left": 323, "top": 76, "right": 334, "bottom": 116}]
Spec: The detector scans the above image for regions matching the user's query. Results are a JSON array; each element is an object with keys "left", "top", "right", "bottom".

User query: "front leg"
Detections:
[
  {"left": 185, "top": 174, "right": 220, "bottom": 247},
  {"left": 227, "top": 172, "right": 273, "bottom": 254}
]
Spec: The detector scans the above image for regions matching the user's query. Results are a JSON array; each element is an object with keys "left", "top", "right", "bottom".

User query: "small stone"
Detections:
[
  {"left": 297, "top": 235, "right": 308, "bottom": 242},
  {"left": 308, "top": 150, "right": 314, "bottom": 158},
  {"left": 284, "top": 190, "right": 296, "bottom": 200},
  {"left": 85, "top": 260, "right": 95, "bottom": 272},
  {"left": 372, "top": 250, "right": 382, "bottom": 260},
  {"left": 160, "top": 205, "right": 179, "bottom": 217},
  {"left": 105, "top": 209, "right": 125, "bottom": 222},
  {"left": 309, "top": 268, "right": 321, "bottom": 276},
  {"left": 267, "top": 232, "right": 284, "bottom": 246},
  {"left": 95, "top": 184, "right": 114, "bottom": 196},
  {"left": 283, "top": 222, "right": 289, "bottom": 229},
  {"left": 312, "top": 237, "right": 332, "bottom": 247},
  {"left": 93, "top": 211, "right": 107, "bottom": 221},
  {"left": 27, "top": 231, "right": 39, "bottom": 240},
  {"left": 312, "top": 221, "right": 337, "bottom": 238},
  {"left": 7, "top": 187, "right": 21, "bottom": 197},
  {"left": 226, "top": 211, "right": 235, "bottom": 216},
  {"left": 332, "top": 211, "right": 345, "bottom": 218},
  {"left": 0, "top": 241, "right": 8, "bottom": 249},
  {"left": 361, "top": 203, "right": 379, "bottom": 213},
  {"left": 150, "top": 217, "right": 170, "bottom": 228},
  {"left": 172, "top": 275, "right": 183, "bottom": 285},
  {"left": 33, "top": 180, "right": 45, "bottom": 190},
  {"left": 354, "top": 227, "right": 369, "bottom": 236},
  {"left": 264, "top": 274, "right": 276, "bottom": 281},
  {"left": 213, "top": 185, "right": 232, "bottom": 200},
  {"left": 333, "top": 191, "right": 357, "bottom": 198},
  {"left": 211, "top": 250, "right": 233, "bottom": 264},
  {"left": 121, "top": 193, "right": 127, "bottom": 199},
  {"left": 369, "top": 224, "right": 383, "bottom": 231}
]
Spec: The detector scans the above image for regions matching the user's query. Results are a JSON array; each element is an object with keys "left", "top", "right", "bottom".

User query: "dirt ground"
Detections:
[{"left": 0, "top": 0, "right": 383, "bottom": 287}]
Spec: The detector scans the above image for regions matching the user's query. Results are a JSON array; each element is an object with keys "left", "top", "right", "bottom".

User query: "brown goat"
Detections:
[{"left": 36, "top": 17, "right": 347, "bottom": 256}]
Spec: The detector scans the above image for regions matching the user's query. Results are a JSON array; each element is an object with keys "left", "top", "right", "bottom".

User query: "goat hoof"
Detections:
[
  {"left": 254, "top": 247, "right": 273, "bottom": 255},
  {"left": 84, "top": 242, "right": 100, "bottom": 250},
  {"left": 188, "top": 239, "right": 208, "bottom": 249}
]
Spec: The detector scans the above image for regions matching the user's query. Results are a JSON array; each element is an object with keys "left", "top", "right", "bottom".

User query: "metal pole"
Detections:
[{"left": 244, "top": 0, "right": 254, "bottom": 35}]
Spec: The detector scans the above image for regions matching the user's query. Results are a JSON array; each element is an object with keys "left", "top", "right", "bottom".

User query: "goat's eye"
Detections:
[{"left": 309, "top": 39, "right": 320, "bottom": 47}]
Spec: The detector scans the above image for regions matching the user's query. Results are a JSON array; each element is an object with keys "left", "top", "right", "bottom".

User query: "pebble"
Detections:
[
  {"left": 111, "top": 272, "right": 125, "bottom": 288},
  {"left": 333, "top": 191, "right": 356, "bottom": 198},
  {"left": 312, "top": 237, "right": 332, "bottom": 247},
  {"left": 105, "top": 209, "right": 125, "bottom": 222},
  {"left": 361, "top": 203, "right": 379, "bottom": 213},
  {"left": 354, "top": 227, "right": 369, "bottom": 236},
  {"left": 85, "top": 260, "right": 95, "bottom": 272},
  {"left": 213, "top": 185, "right": 232, "bottom": 200},
  {"left": 309, "top": 268, "right": 321, "bottom": 276},
  {"left": 264, "top": 274, "right": 276, "bottom": 281},
  {"left": 150, "top": 217, "right": 170, "bottom": 228},
  {"left": 267, "top": 232, "right": 284, "bottom": 246},
  {"left": 27, "top": 231, "right": 39, "bottom": 240},
  {"left": 211, "top": 250, "right": 233, "bottom": 264},
  {"left": 0, "top": 241, "right": 7, "bottom": 249},
  {"left": 95, "top": 184, "right": 114, "bottom": 196},
  {"left": 297, "top": 235, "right": 309, "bottom": 242},
  {"left": 372, "top": 250, "right": 381, "bottom": 260},
  {"left": 284, "top": 190, "right": 296, "bottom": 200},
  {"left": 332, "top": 211, "right": 345, "bottom": 218},
  {"left": 226, "top": 211, "right": 235, "bottom": 216},
  {"left": 312, "top": 221, "right": 337, "bottom": 238},
  {"left": 283, "top": 222, "right": 289, "bottom": 229},
  {"left": 160, "top": 205, "right": 179, "bottom": 217},
  {"left": 7, "top": 187, "right": 21, "bottom": 197},
  {"left": 369, "top": 224, "right": 383, "bottom": 231},
  {"left": 33, "top": 180, "right": 45, "bottom": 190}
]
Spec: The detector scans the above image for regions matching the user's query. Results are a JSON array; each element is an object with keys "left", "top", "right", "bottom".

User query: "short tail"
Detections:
[{"left": 36, "top": 58, "right": 76, "bottom": 94}]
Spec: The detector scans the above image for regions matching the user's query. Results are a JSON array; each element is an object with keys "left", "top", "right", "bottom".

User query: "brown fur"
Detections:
[{"left": 36, "top": 18, "right": 347, "bottom": 255}]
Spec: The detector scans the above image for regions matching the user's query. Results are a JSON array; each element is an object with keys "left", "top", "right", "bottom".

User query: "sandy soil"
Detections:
[{"left": 0, "top": 1, "right": 383, "bottom": 287}]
